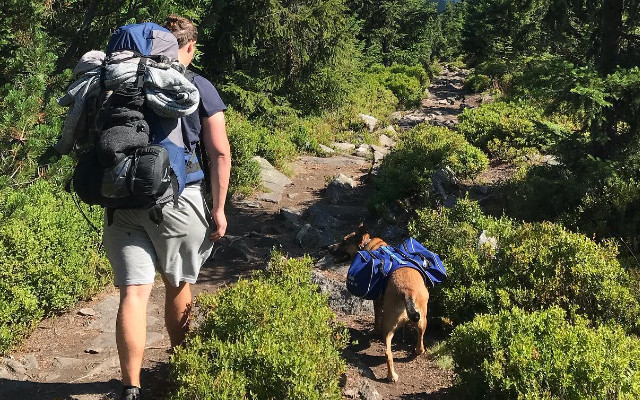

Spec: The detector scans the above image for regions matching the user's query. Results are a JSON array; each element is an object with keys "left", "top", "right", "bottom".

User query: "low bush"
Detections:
[
  {"left": 464, "top": 73, "right": 491, "bottom": 93},
  {"left": 372, "top": 124, "right": 488, "bottom": 208},
  {"left": 457, "top": 101, "right": 571, "bottom": 156},
  {"left": 223, "top": 109, "right": 262, "bottom": 194},
  {"left": 168, "top": 252, "right": 348, "bottom": 400},
  {"left": 370, "top": 64, "right": 429, "bottom": 109},
  {"left": 0, "top": 180, "right": 110, "bottom": 352},
  {"left": 449, "top": 307, "right": 640, "bottom": 400},
  {"left": 409, "top": 198, "right": 640, "bottom": 330}
]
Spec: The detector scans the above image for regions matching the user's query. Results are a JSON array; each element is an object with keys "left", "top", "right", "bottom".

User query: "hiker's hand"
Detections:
[{"left": 210, "top": 209, "right": 227, "bottom": 242}]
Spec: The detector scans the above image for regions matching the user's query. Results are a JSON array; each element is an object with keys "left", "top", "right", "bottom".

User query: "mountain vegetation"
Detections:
[{"left": 3, "top": 0, "right": 640, "bottom": 398}]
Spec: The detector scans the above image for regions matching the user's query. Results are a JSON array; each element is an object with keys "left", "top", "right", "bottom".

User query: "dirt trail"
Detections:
[{"left": 0, "top": 67, "right": 471, "bottom": 400}]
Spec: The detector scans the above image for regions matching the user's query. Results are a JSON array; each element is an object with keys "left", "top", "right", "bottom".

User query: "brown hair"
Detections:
[{"left": 165, "top": 14, "right": 198, "bottom": 48}]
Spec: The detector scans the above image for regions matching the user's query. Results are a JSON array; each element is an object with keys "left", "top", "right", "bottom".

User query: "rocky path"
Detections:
[{"left": 0, "top": 66, "right": 471, "bottom": 400}]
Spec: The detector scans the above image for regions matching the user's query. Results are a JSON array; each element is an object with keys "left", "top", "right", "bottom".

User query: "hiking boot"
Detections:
[{"left": 121, "top": 386, "right": 141, "bottom": 400}]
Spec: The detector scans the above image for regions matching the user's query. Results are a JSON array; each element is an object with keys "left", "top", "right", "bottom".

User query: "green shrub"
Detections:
[
  {"left": 223, "top": 108, "right": 262, "bottom": 194},
  {"left": 370, "top": 64, "right": 429, "bottom": 109},
  {"left": 0, "top": 180, "right": 110, "bottom": 352},
  {"left": 331, "top": 70, "right": 398, "bottom": 134},
  {"left": 464, "top": 73, "right": 492, "bottom": 93},
  {"left": 457, "top": 101, "right": 571, "bottom": 155},
  {"left": 409, "top": 198, "right": 640, "bottom": 330},
  {"left": 372, "top": 124, "right": 488, "bottom": 208},
  {"left": 168, "top": 252, "right": 348, "bottom": 400},
  {"left": 449, "top": 307, "right": 640, "bottom": 400}
]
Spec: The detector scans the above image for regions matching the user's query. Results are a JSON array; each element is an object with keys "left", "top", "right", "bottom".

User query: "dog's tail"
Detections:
[{"left": 404, "top": 295, "right": 420, "bottom": 322}]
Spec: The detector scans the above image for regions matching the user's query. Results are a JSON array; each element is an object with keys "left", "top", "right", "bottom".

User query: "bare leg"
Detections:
[
  {"left": 163, "top": 277, "right": 192, "bottom": 348},
  {"left": 116, "top": 284, "right": 153, "bottom": 387}
]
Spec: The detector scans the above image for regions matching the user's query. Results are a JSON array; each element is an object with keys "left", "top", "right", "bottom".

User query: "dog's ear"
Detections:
[{"left": 357, "top": 223, "right": 368, "bottom": 235}]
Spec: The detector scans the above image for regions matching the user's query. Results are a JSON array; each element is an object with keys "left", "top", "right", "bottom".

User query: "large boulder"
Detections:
[
  {"left": 358, "top": 113, "right": 378, "bottom": 132},
  {"left": 326, "top": 173, "right": 357, "bottom": 204}
]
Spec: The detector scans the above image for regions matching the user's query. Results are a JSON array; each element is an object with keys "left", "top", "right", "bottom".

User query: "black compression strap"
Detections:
[
  {"left": 148, "top": 204, "right": 164, "bottom": 225},
  {"left": 136, "top": 59, "right": 146, "bottom": 88},
  {"left": 106, "top": 208, "right": 116, "bottom": 226},
  {"left": 170, "top": 172, "right": 179, "bottom": 209}
]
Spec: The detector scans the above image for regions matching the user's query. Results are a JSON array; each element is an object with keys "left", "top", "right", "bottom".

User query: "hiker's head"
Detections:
[{"left": 165, "top": 14, "right": 198, "bottom": 66}]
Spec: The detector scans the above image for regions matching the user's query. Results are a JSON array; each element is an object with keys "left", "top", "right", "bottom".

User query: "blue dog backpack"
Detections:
[{"left": 346, "top": 238, "right": 446, "bottom": 300}]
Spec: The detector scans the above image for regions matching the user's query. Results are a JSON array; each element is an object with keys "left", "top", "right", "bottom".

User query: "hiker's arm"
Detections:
[{"left": 202, "top": 111, "right": 231, "bottom": 241}]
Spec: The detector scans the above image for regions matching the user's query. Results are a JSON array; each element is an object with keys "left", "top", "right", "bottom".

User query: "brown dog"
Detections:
[{"left": 335, "top": 224, "right": 429, "bottom": 382}]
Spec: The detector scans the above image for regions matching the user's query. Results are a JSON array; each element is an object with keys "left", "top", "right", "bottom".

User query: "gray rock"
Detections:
[
  {"left": 296, "top": 224, "right": 320, "bottom": 248},
  {"left": 308, "top": 208, "right": 341, "bottom": 229},
  {"left": 299, "top": 155, "right": 368, "bottom": 167},
  {"left": 342, "top": 387, "right": 359, "bottom": 398},
  {"left": 326, "top": 174, "right": 357, "bottom": 204},
  {"left": 390, "top": 111, "right": 404, "bottom": 121},
  {"left": 226, "top": 237, "right": 261, "bottom": 262},
  {"left": 315, "top": 254, "right": 336, "bottom": 269},
  {"left": 53, "top": 357, "right": 80, "bottom": 369},
  {"left": 145, "top": 331, "right": 165, "bottom": 347},
  {"left": 21, "top": 354, "right": 38, "bottom": 371},
  {"left": 369, "top": 144, "right": 387, "bottom": 156},
  {"left": 318, "top": 144, "right": 335, "bottom": 154},
  {"left": 89, "top": 295, "right": 120, "bottom": 333},
  {"left": 316, "top": 228, "right": 342, "bottom": 249},
  {"left": 78, "top": 307, "right": 97, "bottom": 317},
  {"left": 358, "top": 381, "right": 382, "bottom": 400},
  {"left": 354, "top": 144, "right": 371, "bottom": 158},
  {"left": 257, "top": 191, "right": 283, "bottom": 204},
  {"left": 280, "top": 207, "right": 302, "bottom": 224},
  {"left": 238, "top": 200, "right": 262, "bottom": 208},
  {"left": 253, "top": 156, "right": 292, "bottom": 193},
  {"left": 306, "top": 204, "right": 369, "bottom": 220},
  {"left": 0, "top": 365, "right": 11, "bottom": 379},
  {"left": 358, "top": 113, "right": 378, "bottom": 132},
  {"left": 287, "top": 192, "right": 300, "bottom": 199},
  {"left": 431, "top": 166, "right": 458, "bottom": 200},
  {"left": 311, "top": 271, "right": 374, "bottom": 316},
  {"left": 4, "top": 359, "right": 26, "bottom": 376},
  {"left": 332, "top": 142, "right": 356, "bottom": 152},
  {"left": 378, "top": 133, "right": 396, "bottom": 148}
]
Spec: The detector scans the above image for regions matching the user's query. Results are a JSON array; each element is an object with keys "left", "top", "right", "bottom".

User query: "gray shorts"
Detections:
[{"left": 102, "top": 185, "right": 213, "bottom": 287}]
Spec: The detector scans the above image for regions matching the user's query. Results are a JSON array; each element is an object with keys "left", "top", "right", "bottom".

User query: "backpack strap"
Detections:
[{"left": 135, "top": 58, "right": 147, "bottom": 89}]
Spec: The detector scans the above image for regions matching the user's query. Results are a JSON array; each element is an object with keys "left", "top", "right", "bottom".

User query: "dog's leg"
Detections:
[
  {"left": 384, "top": 327, "right": 399, "bottom": 382},
  {"left": 415, "top": 315, "right": 426, "bottom": 356},
  {"left": 373, "top": 297, "right": 384, "bottom": 335}
]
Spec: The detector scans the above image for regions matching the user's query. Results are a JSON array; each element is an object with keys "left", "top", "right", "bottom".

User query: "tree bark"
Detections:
[{"left": 598, "top": 0, "right": 623, "bottom": 75}]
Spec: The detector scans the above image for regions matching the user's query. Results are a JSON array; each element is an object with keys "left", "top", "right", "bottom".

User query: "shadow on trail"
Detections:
[{"left": 0, "top": 378, "right": 120, "bottom": 400}]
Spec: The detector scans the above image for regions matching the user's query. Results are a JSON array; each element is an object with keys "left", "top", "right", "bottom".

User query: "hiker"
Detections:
[{"left": 98, "top": 19, "right": 230, "bottom": 400}]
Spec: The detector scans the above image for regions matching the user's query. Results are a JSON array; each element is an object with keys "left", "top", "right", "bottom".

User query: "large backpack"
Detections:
[
  {"left": 69, "top": 23, "right": 199, "bottom": 224},
  {"left": 346, "top": 238, "right": 447, "bottom": 300}
]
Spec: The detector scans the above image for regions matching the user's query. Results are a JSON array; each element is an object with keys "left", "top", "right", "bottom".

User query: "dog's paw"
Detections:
[
  {"left": 388, "top": 371, "right": 399, "bottom": 383},
  {"left": 414, "top": 347, "right": 425, "bottom": 356}
]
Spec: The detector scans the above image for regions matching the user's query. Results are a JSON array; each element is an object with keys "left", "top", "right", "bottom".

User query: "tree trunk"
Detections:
[{"left": 598, "top": 0, "right": 623, "bottom": 75}]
